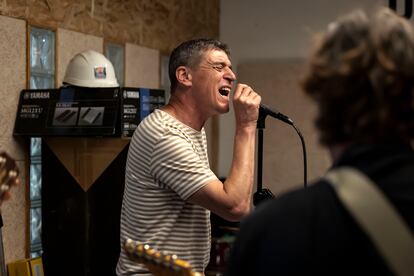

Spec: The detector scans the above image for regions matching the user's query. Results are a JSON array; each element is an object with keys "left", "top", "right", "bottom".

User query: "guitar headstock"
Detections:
[
  {"left": 124, "top": 238, "right": 202, "bottom": 276},
  {"left": 0, "top": 151, "right": 19, "bottom": 205}
]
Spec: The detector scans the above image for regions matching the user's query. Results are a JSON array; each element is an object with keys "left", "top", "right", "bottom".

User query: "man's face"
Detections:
[{"left": 190, "top": 49, "right": 236, "bottom": 115}]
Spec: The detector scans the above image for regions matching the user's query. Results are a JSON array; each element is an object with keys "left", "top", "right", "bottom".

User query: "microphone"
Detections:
[{"left": 259, "top": 104, "right": 293, "bottom": 125}]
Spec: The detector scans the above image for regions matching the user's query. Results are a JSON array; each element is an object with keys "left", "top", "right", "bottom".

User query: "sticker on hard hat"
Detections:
[{"left": 94, "top": 66, "right": 107, "bottom": 79}]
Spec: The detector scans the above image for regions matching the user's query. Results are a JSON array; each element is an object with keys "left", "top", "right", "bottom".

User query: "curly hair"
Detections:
[{"left": 302, "top": 7, "right": 414, "bottom": 146}]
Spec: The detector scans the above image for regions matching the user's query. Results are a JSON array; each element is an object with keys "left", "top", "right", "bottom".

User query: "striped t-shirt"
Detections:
[{"left": 116, "top": 109, "right": 218, "bottom": 275}]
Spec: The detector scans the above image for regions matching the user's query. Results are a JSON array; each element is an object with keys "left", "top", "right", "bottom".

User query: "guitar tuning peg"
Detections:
[
  {"left": 160, "top": 250, "right": 171, "bottom": 263},
  {"left": 169, "top": 254, "right": 178, "bottom": 263},
  {"left": 143, "top": 244, "right": 157, "bottom": 262},
  {"left": 124, "top": 238, "right": 135, "bottom": 254},
  {"left": 170, "top": 254, "right": 184, "bottom": 272},
  {"left": 8, "top": 170, "right": 17, "bottom": 179},
  {"left": 0, "top": 184, "right": 9, "bottom": 193},
  {"left": 135, "top": 244, "right": 145, "bottom": 258}
]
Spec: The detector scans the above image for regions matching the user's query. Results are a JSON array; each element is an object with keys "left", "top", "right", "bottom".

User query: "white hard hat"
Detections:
[{"left": 63, "top": 50, "right": 119, "bottom": 88}]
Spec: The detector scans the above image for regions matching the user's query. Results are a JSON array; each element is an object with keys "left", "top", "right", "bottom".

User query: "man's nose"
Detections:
[{"left": 224, "top": 68, "right": 236, "bottom": 82}]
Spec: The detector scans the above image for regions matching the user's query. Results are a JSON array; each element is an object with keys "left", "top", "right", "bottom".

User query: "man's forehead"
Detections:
[{"left": 203, "top": 49, "right": 231, "bottom": 64}]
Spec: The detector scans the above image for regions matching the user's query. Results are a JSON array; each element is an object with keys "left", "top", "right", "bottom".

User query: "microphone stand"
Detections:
[
  {"left": 253, "top": 110, "right": 275, "bottom": 206},
  {"left": 253, "top": 108, "right": 308, "bottom": 206}
]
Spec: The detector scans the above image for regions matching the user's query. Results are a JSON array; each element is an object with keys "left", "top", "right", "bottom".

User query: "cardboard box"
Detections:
[{"left": 7, "top": 257, "right": 44, "bottom": 276}]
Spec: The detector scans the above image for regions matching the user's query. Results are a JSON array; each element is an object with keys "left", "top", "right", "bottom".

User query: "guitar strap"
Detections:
[{"left": 324, "top": 167, "right": 414, "bottom": 276}]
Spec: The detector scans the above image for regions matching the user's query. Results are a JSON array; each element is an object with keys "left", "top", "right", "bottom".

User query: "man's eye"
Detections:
[{"left": 213, "top": 65, "right": 224, "bottom": 71}]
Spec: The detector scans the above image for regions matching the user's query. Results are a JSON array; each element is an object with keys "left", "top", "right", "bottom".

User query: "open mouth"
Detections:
[{"left": 219, "top": 87, "right": 231, "bottom": 97}]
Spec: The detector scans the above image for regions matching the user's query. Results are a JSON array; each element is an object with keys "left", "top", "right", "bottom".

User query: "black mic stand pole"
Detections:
[{"left": 253, "top": 110, "right": 275, "bottom": 206}]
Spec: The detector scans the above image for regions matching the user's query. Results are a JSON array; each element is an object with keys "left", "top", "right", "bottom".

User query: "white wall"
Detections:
[{"left": 218, "top": 0, "right": 386, "bottom": 178}]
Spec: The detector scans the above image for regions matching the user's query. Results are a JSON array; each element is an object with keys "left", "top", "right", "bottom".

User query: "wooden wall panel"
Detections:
[
  {"left": 125, "top": 43, "right": 160, "bottom": 88},
  {"left": 0, "top": 15, "right": 27, "bottom": 264},
  {"left": 238, "top": 60, "right": 331, "bottom": 195}
]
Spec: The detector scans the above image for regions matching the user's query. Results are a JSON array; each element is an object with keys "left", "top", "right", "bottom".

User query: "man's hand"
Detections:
[{"left": 232, "top": 83, "right": 261, "bottom": 128}]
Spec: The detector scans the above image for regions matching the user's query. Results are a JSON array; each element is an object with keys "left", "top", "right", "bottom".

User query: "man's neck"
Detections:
[{"left": 161, "top": 96, "right": 207, "bottom": 131}]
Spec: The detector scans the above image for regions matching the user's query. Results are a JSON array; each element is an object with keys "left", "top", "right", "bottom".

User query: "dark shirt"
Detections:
[{"left": 226, "top": 143, "right": 414, "bottom": 276}]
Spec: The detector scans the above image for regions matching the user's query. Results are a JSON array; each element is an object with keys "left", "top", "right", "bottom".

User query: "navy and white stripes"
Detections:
[{"left": 116, "top": 109, "right": 218, "bottom": 275}]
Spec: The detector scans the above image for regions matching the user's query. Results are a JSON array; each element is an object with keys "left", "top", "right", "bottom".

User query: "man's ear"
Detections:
[{"left": 176, "top": 66, "right": 192, "bottom": 87}]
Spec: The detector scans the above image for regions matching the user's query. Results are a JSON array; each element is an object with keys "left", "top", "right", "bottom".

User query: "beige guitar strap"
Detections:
[{"left": 325, "top": 167, "right": 414, "bottom": 276}]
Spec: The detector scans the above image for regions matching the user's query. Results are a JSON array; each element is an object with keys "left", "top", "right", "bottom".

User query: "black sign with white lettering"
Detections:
[
  {"left": 13, "top": 87, "right": 121, "bottom": 136},
  {"left": 121, "top": 87, "right": 166, "bottom": 137}
]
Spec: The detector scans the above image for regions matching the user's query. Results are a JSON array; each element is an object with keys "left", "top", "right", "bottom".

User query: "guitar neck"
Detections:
[{"left": 124, "top": 239, "right": 203, "bottom": 276}]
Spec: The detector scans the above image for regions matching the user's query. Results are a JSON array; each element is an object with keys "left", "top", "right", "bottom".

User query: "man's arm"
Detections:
[{"left": 189, "top": 84, "right": 260, "bottom": 221}]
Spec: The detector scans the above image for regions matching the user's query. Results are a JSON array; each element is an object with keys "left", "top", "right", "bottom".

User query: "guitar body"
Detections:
[
  {"left": 0, "top": 152, "right": 19, "bottom": 204},
  {"left": 0, "top": 151, "right": 20, "bottom": 276},
  {"left": 0, "top": 228, "right": 5, "bottom": 276}
]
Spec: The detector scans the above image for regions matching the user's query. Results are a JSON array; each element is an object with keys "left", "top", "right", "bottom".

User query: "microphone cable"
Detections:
[
  {"left": 291, "top": 121, "right": 307, "bottom": 188},
  {"left": 258, "top": 104, "right": 308, "bottom": 189}
]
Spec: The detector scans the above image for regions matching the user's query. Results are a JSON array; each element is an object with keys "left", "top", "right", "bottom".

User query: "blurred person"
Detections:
[
  {"left": 117, "top": 38, "right": 261, "bottom": 275},
  {"left": 226, "top": 7, "right": 414, "bottom": 276}
]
